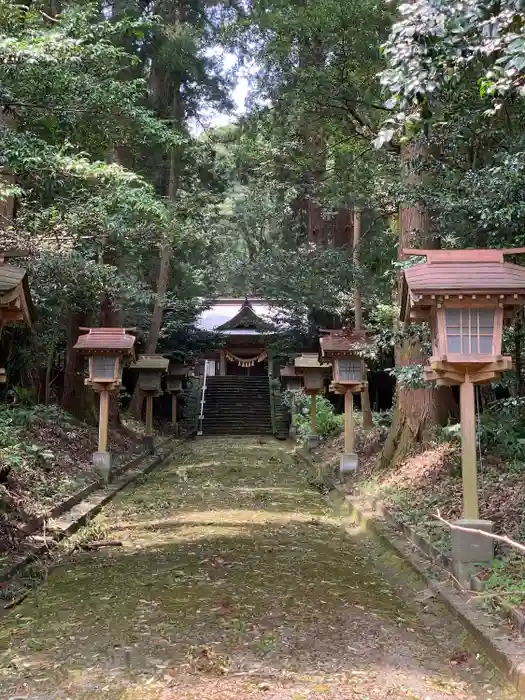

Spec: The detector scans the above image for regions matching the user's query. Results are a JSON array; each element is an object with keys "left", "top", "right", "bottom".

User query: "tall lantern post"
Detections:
[
  {"left": 165, "top": 360, "right": 190, "bottom": 435},
  {"left": 294, "top": 353, "right": 331, "bottom": 450},
  {"left": 320, "top": 329, "right": 369, "bottom": 473},
  {"left": 402, "top": 247, "right": 525, "bottom": 582},
  {"left": 280, "top": 365, "right": 303, "bottom": 437},
  {"left": 131, "top": 355, "right": 169, "bottom": 453},
  {"left": 74, "top": 328, "right": 136, "bottom": 481}
]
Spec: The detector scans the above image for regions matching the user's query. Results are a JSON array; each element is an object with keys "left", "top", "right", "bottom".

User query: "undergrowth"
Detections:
[{"left": 283, "top": 390, "right": 344, "bottom": 444}]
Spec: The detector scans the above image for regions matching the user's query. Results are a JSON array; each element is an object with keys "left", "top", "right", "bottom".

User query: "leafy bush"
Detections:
[
  {"left": 283, "top": 389, "right": 344, "bottom": 444},
  {"left": 478, "top": 397, "right": 525, "bottom": 461},
  {"left": 0, "top": 404, "right": 75, "bottom": 472},
  {"left": 439, "top": 397, "right": 525, "bottom": 462}
]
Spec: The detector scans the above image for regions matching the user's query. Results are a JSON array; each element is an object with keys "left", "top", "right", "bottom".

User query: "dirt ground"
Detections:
[{"left": 0, "top": 437, "right": 520, "bottom": 699}]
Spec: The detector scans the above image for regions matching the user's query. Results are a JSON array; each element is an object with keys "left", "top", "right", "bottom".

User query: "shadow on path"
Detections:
[{"left": 0, "top": 437, "right": 518, "bottom": 699}]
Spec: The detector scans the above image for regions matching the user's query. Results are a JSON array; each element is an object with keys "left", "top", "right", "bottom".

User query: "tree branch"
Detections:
[{"left": 434, "top": 511, "right": 525, "bottom": 556}]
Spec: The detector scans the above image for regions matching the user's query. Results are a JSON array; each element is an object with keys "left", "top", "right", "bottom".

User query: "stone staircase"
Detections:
[{"left": 202, "top": 376, "right": 274, "bottom": 436}]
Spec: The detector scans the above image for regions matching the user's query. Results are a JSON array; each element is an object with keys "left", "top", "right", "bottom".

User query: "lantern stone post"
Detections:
[
  {"left": 165, "top": 360, "right": 190, "bottom": 436},
  {"left": 320, "top": 330, "right": 370, "bottom": 473},
  {"left": 171, "top": 394, "right": 178, "bottom": 429},
  {"left": 294, "top": 354, "right": 331, "bottom": 450},
  {"left": 402, "top": 247, "right": 525, "bottom": 582},
  {"left": 344, "top": 390, "right": 354, "bottom": 454},
  {"left": 131, "top": 355, "right": 169, "bottom": 453},
  {"left": 74, "top": 328, "right": 136, "bottom": 482},
  {"left": 460, "top": 375, "right": 478, "bottom": 520},
  {"left": 309, "top": 392, "right": 317, "bottom": 437},
  {"left": 98, "top": 390, "right": 110, "bottom": 453}
]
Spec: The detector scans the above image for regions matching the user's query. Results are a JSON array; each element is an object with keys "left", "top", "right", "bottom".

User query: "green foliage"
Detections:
[
  {"left": 284, "top": 390, "right": 343, "bottom": 444},
  {"left": 386, "top": 364, "right": 426, "bottom": 390},
  {"left": 485, "top": 556, "right": 525, "bottom": 607},
  {"left": 0, "top": 404, "right": 73, "bottom": 473},
  {"left": 378, "top": 1, "right": 525, "bottom": 139},
  {"left": 478, "top": 398, "right": 525, "bottom": 461}
]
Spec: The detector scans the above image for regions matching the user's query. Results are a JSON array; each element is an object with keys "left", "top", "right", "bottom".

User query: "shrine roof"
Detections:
[{"left": 197, "top": 298, "right": 277, "bottom": 335}]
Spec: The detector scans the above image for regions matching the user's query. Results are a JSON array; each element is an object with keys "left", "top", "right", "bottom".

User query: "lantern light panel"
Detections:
[
  {"left": 91, "top": 355, "right": 119, "bottom": 382},
  {"left": 444, "top": 308, "right": 494, "bottom": 356},
  {"left": 335, "top": 358, "right": 363, "bottom": 382}
]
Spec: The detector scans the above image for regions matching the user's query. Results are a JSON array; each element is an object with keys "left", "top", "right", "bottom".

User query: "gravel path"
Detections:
[{"left": 0, "top": 437, "right": 519, "bottom": 699}]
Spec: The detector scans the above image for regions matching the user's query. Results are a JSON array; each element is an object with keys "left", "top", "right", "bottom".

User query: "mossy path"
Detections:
[{"left": 0, "top": 437, "right": 519, "bottom": 699}]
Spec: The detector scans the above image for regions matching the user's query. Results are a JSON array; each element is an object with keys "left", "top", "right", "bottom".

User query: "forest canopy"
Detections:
[{"left": 3, "top": 0, "right": 525, "bottom": 463}]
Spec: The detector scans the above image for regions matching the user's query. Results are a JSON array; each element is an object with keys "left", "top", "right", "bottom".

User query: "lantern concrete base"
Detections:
[
  {"left": 307, "top": 434, "right": 320, "bottom": 450},
  {"left": 92, "top": 451, "right": 112, "bottom": 483},
  {"left": 451, "top": 519, "right": 494, "bottom": 585},
  {"left": 143, "top": 435, "right": 155, "bottom": 454},
  {"left": 340, "top": 453, "right": 359, "bottom": 473},
  {"left": 289, "top": 425, "right": 297, "bottom": 438}
]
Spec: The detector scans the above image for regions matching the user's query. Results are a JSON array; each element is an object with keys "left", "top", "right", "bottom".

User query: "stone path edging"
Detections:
[
  {"left": 350, "top": 493, "right": 525, "bottom": 639},
  {"left": 293, "top": 448, "right": 525, "bottom": 695},
  {"left": 1, "top": 436, "right": 178, "bottom": 583}
]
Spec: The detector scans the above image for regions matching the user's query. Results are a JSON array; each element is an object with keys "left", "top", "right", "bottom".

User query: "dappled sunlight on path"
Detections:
[{"left": 0, "top": 437, "right": 518, "bottom": 699}]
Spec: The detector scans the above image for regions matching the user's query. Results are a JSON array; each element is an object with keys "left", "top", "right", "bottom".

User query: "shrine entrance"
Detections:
[{"left": 226, "top": 359, "right": 268, "bottom": 377}]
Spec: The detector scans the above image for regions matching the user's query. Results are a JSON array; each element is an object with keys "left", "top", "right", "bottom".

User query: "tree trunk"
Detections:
[
  {"left": 129, "top": 71, "right": 182, "bottom": 417},
  {"left": 334, "top": 207, "right": 353, "bottom": 248},
  {"left": 301, "top": 36, "right": 326, "bottom": 246},
  {"left": 0, "top": 107, "right": 16, "bottom": 238},
  {"left": 44, "top": 335, "right": 58, "bottom": 405},
  {"left": 62, "top": 310, "right": 96, "bottom": 422},
  {"left": 353, "top": 207, "right": 373, "bottom": 429},
  {"left": 379, "top": 140, "right": 455, "bottom": 469}
]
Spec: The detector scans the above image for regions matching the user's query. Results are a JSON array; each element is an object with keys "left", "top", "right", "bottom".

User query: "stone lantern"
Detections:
[
  {"left": 165, "top": 360, "right": 190, "bottom": 434},
  {"left": 320, "top": 330, "right": 369, "bottom": 473},
  {"left": 74, "top": 327, "right": 136, "bottom": 480},
  {"left": 294, "top": 353, "right": 331, "bottom": 449},
  {"left": 0, "top": 250, "right": 34, "bottom": 382},
  {"left": 280, "top": 364, "right": 303, "bottom": 392},
  {"left": 131, "top": 354, "right": 169, "bottom": 452},
  {"left": 402, "top": 247, "right": 525, "bottom": 580}
]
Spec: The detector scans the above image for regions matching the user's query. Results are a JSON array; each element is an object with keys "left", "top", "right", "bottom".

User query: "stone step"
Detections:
[
  {"left": 202, "top": 417, "right": 273, "bottom": 424},
  {"left": 203, "top": 426, "right": 273, "bottom": 432},
  {"left": 204, "top": 406, "right": 272, "bottom": 418}
]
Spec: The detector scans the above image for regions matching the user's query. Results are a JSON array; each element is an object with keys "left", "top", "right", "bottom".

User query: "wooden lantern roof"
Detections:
[
  {"left": 74, "top": 328, "right": 136, "bottom": 357},
  {"left": 167, "top": 360, "right": 190, "bottom": 376},
  {"left": 0, "top": 250, "right": 34, "bottom": 327},
  {"left": 132, "top": 354, "right": 170, "bottom": 372},
  {"left": 280, "top": 364, "right": 300, "bottom": 378},
  {"left": 401, "top": 248, "right": 525, "bottom": 321},
  {"left": 294, "top": 353, "right": 331, "bottom": 372},
  {"left": 319, "top": 329, "right": 369, "bottom": 360}
]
